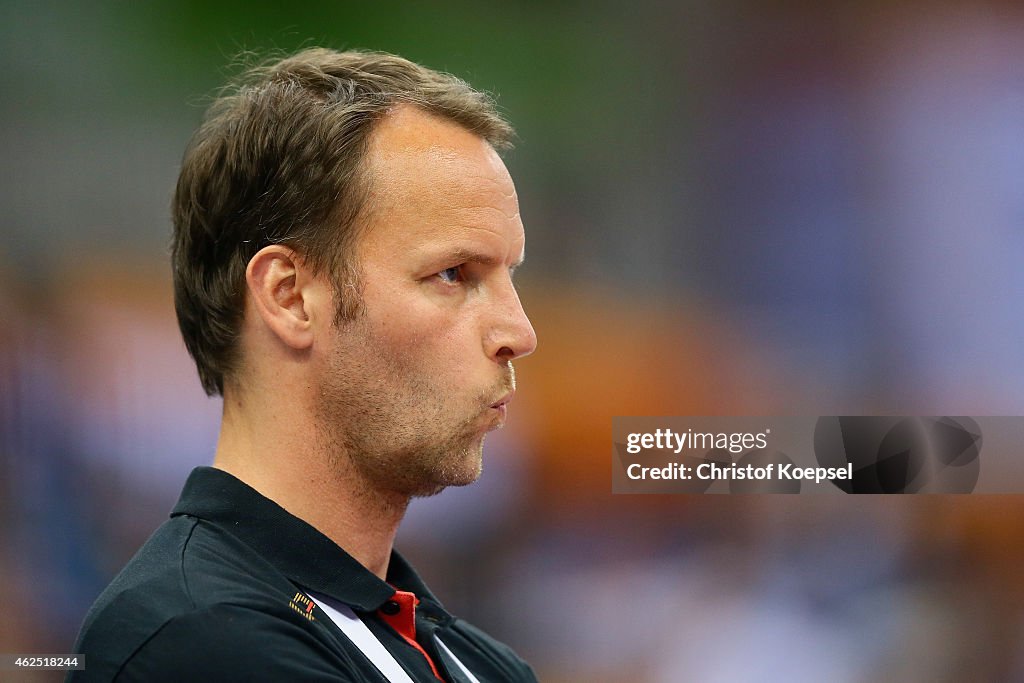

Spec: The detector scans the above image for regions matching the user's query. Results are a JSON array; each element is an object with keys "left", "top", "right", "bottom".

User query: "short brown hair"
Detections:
[{"left": 172, "top": 48, "right": 514, "bottom": 396}]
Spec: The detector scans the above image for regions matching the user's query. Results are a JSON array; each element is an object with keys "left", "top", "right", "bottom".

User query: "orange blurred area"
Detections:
[{"left": 518, "top": 285, "right": 791, "bottom": 507}]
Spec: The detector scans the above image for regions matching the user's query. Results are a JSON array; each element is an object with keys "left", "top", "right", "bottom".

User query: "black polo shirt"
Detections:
[{"left": 68, "top": 467, "right": 537, "bottom": 682}]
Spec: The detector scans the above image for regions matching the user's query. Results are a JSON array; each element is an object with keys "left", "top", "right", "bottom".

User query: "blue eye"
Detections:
[{"left": 438, "top": 266, "right": 462, "bottom": 284}]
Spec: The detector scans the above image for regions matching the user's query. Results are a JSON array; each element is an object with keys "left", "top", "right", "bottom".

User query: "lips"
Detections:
[
  {"left": 485, "top": 390, "right": 514, "bottom": 428},
  {"left": 489, "top": 390, "right": 514, "bottom": 410}
]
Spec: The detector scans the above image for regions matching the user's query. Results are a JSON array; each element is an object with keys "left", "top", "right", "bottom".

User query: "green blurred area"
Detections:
[{"left": 3, "top": 1, "right": 662, "bottom": 144}]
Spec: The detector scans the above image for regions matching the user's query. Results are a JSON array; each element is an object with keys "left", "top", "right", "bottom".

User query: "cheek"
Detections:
[
  {"left": 359, "top": 277, "right": 485, "bottom": 372},
  {"left": 366, "top": 286, "right": 473, "bottom": 346},
  {"left": 413, "top": 319, "right": 475, "bottom": 368},
  {"left": 407, "top": 320, "right": 482, "bottom": 394},
  {"left": 370, "top": 303, "right": 454, "bottom": 347}
]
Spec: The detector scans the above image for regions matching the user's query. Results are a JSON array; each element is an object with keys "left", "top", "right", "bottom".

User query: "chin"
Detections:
[
  {"left": 409, "top": 470, "right": 476, "bottom": 498},
  {"left": 421, "top": 453, "right": 484, "bottom": 496},
  {"left": 393, "top": 434, "right": 484, "bottom": 496}
]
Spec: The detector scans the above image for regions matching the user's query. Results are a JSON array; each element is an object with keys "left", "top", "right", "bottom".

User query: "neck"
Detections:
[{"left": 212, "top": 386, "right": 408, "bottom": 579}]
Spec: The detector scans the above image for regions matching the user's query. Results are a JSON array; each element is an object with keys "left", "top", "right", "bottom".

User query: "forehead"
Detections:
[
  {"left": 365, "top": 104, "right": 510, "bottom": 186},
  {"left": 358, "top": 105, "right": 524, "bottom": 256}
]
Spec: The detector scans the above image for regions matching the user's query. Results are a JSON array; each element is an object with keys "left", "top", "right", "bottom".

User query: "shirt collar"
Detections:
[{"left": 170, "top": 466, "right": 445, "bottom": 614}]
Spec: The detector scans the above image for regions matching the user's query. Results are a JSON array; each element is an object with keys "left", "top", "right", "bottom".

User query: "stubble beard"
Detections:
[
  {"left": 336, "top": 403, "right": 486, "bottom": 500},
  {"left": 315, "top": 323, "right": 505, "bottom": 500}
]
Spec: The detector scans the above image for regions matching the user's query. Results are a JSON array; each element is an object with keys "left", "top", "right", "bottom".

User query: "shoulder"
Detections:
[
  {"left": 71, "top": 517, "right": 334, "bottom": 681},
  {"left": 111, "top": 603, "right": 357, "bottom": 682}
]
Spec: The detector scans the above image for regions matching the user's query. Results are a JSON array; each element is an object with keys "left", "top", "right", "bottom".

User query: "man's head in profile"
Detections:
[
  {"left": 173, "top": 47, "right": 536, "bottom": 506},
  {"left": 70, "top": 48, "right": 538, "bottom": 682}
]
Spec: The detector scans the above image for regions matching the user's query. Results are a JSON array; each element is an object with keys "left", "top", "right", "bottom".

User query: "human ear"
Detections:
[{"left": 245, "top": 245, "right": 315, "bottom": 350}]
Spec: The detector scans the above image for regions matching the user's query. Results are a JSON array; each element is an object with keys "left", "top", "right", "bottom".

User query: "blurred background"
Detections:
[{"left": 3, "top": 1, "right": 1024, "bottom": 681}]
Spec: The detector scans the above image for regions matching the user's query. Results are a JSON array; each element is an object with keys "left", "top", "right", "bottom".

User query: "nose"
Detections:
[{"left": 487, "top": 282, "right": 537, "bottom": 363}]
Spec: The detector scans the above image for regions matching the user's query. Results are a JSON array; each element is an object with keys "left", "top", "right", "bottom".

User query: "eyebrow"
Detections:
[{"left": 447, "top": 247, "right": 525, "bottom": 270}]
